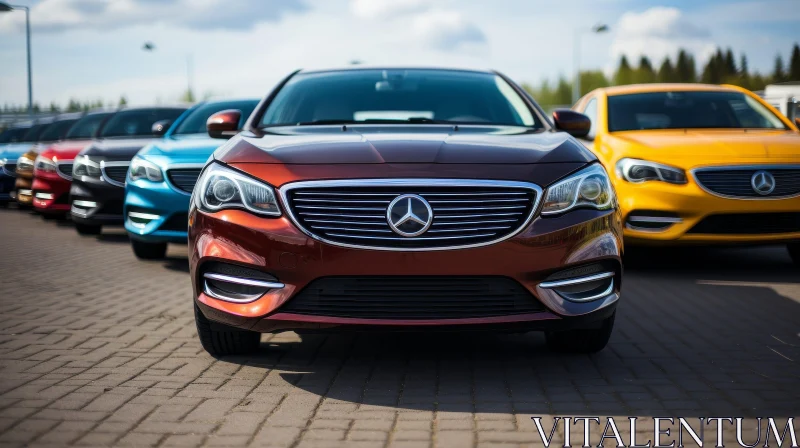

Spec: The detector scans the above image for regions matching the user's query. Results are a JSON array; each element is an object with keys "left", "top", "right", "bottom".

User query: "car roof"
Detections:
[
  {"left": 298, "top": 65, "right": 496, "bottom": 75},
  {"left": 599, "top": 83, "right": 739, "bottom": 96}
]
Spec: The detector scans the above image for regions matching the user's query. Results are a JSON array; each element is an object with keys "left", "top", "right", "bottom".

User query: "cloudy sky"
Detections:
[{"left": 0, "top": 0, "right": 798, "bottom": 107}]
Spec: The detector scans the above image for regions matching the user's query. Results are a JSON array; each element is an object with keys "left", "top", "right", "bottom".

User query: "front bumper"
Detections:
[
  {"left": 190, "top": 206, "right": 623, "bottom": 333},
  {"left": 14, "top": 173, "right": 33, "bottom": 206},
  {"left": 124, "top": 178, "right": 191, "bottom": 243},
  {"left": 616, "top": 179, "right": 800, "bottom": 244},
  {"left": 0, "top": 172, "right": 14, "bottom": 202},
  {"left": 32, "top": 173, "right": 72, "bottom": 213},
  {"left": 70, "top": 177, "right": 125, "bottom": 225}
]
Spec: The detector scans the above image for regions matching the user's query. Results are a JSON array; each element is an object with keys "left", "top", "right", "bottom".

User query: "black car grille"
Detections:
[
  {"left": 694, "top": 167, "right": 800, "bottom": 198},
  {"left": 280, "top": 276, "right": 545, "bottom": 320},
  {"left": 102, "top": 164, "right": 129, "bottom": 186},
  {"left": 688, "top": 213, "right": 800, "bottom": 235},
  {"left": 167, "top": 169, "right": 202, "bottom": 193},
  {"left": 57, "top": 163, "right": 73, "bottom": 179},
  {"left": 284, "top": 182, "right": 539, "bottom": 250},
  {"left": 160, "top": 212, "right": 189, "bottom": 232}
]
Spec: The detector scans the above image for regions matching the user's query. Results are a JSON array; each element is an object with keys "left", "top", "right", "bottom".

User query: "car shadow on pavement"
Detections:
[
  {"left": 94, "top": 231, "right": 129, "bottom": 243},
  {"left": 215, "top": 247, "right": 800, "bottom": 419}
]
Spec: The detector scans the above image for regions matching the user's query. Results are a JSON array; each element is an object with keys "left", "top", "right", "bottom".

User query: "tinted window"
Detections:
[
  {"left": 0, "top": 127, "right": 30, "bottom": 144},
  {"left": 21, "top": 124, "right": 49, "bottom": 142},
  {"left": 38, "top": 118, "right": 80, "bottom": 142},
  {"left": 100, "top": 108, "right": 186, "bottom": 138},
  {"left": 607, "top": 91, "right": 787, "bottom": 132},
  {"left": 66, "top": 113, "right": 113, "bottom": 140},
  {"left": 173, "top": 100, "right": 259, "bottom": 135},
  {"left": 582, "top": 98, "right": 598, "bottom": 138},
  {"left": 261, "top": 69, "right": 538, "bottom": 127}
]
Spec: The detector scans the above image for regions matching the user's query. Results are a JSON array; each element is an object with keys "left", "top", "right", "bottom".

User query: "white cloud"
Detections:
[
  {"left": 0, "top": 0, "right": 307, "bottom": 33},
  {"left": 349, "top": 0, "right": 429, "bottom": 19},
  {"left": 411, "top": 9, "right": 486, "bottom": 51},
  {"left": 609, "top": 7, "right": 716, "bottom": 68}
]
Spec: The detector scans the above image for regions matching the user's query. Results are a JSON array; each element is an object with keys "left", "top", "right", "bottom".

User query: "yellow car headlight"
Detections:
[{"left": 616, "top": 158, "right": 686, "bottom": 184}]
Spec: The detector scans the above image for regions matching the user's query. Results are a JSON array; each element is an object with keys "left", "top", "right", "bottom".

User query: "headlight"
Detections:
[
  {"left": 541, "top": 164, "right": 614, "bottom": 215},
  {"left": 73, "top": 155, "right": 102, "bottom": 178},
  {"left": 195, "top": 162, "right": 281, "bottom": 216},
  {"left": 129, "top": 157, "right": 163, "bottom": 182},
  {"left": 616, "top": 158, "right": 686, "bottom": 184},
  {"left": 17, "top": 156, "right": 34, "bottom": 171},
  {"left": 34, "top": 156, "right": 57, "bottom": 173}
]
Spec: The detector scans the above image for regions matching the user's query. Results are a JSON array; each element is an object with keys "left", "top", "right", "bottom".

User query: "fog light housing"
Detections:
[{"left": 200, "top": 262, "right": 285, "bottom": 303}]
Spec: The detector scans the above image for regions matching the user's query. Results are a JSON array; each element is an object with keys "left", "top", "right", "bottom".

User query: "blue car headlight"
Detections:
[{"left": 129, "top": 157, "right": 163, "bottom": 182}]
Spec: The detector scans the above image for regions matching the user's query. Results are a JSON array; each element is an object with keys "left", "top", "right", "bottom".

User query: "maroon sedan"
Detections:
[{"left": 189, "top": 67, "right": 622, "bottom": 356}]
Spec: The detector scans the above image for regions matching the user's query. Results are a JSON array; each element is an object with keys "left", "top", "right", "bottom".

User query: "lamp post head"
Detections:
[
  {"left": 593, "top": 24, "right": 609, "bottom": 33},
  {"left": 0, "top": 2, "right": 15, "bottom": 12},
  {"left": 142, "top": 42, "right": 155, "bottom": 51}
]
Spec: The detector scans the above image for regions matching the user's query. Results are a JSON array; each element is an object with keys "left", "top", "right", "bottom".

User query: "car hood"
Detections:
[
  {"left": 0, "top": 143, "right": 36, "bottom": 161},
  {"left": 137, "top": 133, "right": 222, "bottom": 168},
  {"left": 612, "top": 129, "right": 800, "bottom": 162},
  {"left": 216, "top": 125, "right": 596, "bottom": 165},
  {"left": 80, "top": 137, "right": 157, "bottom": 161},
  {"left": 39, "top": 139, "right": 92, "bottom": 161}
]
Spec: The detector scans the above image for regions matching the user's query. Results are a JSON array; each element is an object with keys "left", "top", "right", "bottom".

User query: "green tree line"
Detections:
[{"left": 525, "top": 42, "right": 800, "bottom": 108}]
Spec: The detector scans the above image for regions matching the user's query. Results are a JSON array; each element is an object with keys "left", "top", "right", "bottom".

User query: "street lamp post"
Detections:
[
  {"left": 572, "top": 24, "right": 608, "bottom": 105},
  {"left": 142, "top": 42, "right": 195, "bottom": 102},
  {"left": 0, "top": 2, "right": 32, "bottom": 116}
]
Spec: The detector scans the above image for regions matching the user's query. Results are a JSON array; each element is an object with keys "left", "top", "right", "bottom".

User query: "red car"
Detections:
[
  {"left": 190, "top": 67, "right": 622, "bottom": 356},
  {"left": 32, "top": 110, "right": 115, "bottom": 215}
]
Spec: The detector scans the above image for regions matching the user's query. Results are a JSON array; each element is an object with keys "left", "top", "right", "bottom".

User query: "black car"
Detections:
[{"left": 70, "top": 106, "right": 188, "bottom": 235}]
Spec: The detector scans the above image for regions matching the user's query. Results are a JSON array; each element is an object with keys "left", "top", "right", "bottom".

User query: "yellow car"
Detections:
[{"left": 573, "top": 83, "right": 800, "bottom": 263}]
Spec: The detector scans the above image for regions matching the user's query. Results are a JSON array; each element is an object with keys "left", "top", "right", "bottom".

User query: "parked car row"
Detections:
[{"left": 1, "top": 67, "right": 798, "bottom": 358}]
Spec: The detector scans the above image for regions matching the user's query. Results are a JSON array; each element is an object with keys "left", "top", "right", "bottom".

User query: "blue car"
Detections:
[
  {"left": 0, "top": 121, "right": 38, "bottom": 205},
  {"left": 124, "top": 99, "right": 259, "bottom": 259}
]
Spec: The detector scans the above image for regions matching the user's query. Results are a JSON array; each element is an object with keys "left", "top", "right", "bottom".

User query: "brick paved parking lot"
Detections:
[{"left": 0, "top": 207, "right": 798, "bottom": 447}]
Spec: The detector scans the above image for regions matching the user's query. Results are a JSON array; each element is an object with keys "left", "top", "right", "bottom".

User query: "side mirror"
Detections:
[
  {"left": 794, "top": 117, "right": 800, "bottom": 129},
  {"left": 552, "top": 109, "right": 591, "bottom": 139},
  {"left": 152, "top": 120, "right": 172, "bottom": 136},
  {"left": 207, "top": 109, "right": 242, "bottom": 139}
]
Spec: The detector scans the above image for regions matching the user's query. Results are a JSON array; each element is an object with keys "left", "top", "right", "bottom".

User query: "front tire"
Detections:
[
  {"left": 545, "top": 312, "right": 615, "bottom": 353},
  {"left": 194, "top": 306, "right": 260, "bottom": 357},
  {"left": 131, "top": 240, "right": 168, "bottom": 260},
  {"left": 75, "top": 223, "right": 102, "bottom": 236},
  {"left": 788, "top": 243, "right": 800, "bottom": 265}
]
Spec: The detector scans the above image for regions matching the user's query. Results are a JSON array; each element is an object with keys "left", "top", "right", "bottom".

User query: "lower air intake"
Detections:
[{"left": 280, "top": 276, "right": 545, "bottom": 320}]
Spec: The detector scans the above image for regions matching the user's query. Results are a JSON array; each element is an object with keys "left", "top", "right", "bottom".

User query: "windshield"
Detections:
[
  {"left": 21, "top": 124, "right": 50, "bottom": 142},
  {"left": 607, "top": 91, "right": 788, "bottom": 132},
  {"left": 38, "top": 118, "right": 80, "bottom": 142},
  {"left": 99, "top": 108, "right": 186, "bottom": 138},
  {"left": 66, "top": 112, "right": 113, "bottom": 140},
  {"left": 0, "top": 127, "right": 31, "bottom": 144},
  {"left": 260, "top": 69, "right": 539, "bottom": 127},
  {"left": 173, "top": 100, "right": 259, "bottom": 135}
]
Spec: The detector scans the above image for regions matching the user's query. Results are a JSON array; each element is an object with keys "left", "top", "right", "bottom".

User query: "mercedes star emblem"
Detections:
[
  {"left": 750, "top": 170, "right": 776, "bottom": 196},
  {"left": 386, "top": 194, "right": 433, "bottom": 237}
]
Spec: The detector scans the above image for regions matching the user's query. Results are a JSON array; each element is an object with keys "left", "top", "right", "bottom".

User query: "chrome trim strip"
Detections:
[
  {"left": 625, "top": 223, "right": 674, "bottom": 233},
  {"left": 129, "top": 211, "right": 160, "bottom": 221},
  {"left": 203, "top": 272, "right": 285, "bottom": 290},
  {"left": 203, "top": 282, "right": 263, "bottom": 303},
  {"left": 627, "top": 216, "right": 682, "bottom": 223},
  {"left": 34, "top": 192, "right": 54, "bottom": 200},
  {"left": 691, "top": 164, "right": 800, "bottom": 200},
  {"left": 539, "top": 271, "right": 615, "bottom": 289},
  {"left": 100, "top": 161, "right": 129, "bottom": 188},
  {"left": 56, "top": 161, "right": 73, "bottom": 181},
  {"left": 73, "top": 200, "right": 97, "bottom": 208},
  {"left": 278, "top": 178, "right": 543, "bottom": 252}
]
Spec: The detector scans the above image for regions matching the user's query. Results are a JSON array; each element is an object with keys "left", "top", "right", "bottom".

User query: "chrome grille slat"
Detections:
[
  {"left": 693, "top": 166, "right": 800, "bottom": 199},
  {"left": 281, "top": 179, "right": 542, "bottom": 251}
]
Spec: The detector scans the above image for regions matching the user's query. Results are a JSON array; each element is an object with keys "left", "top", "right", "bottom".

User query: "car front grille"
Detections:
[
  {"left": 167, "top": 168, "right": 202, "bottom": 193},
  {"left": 687, "top": 212, "right": 800, "bottom": 235},
  {"left": 102, "top": 164, "right": 129, "bottom": 186},
  {"left": 280, "top": 276, "right": 545, "bottom": 320},
  {"left": 282, "top": 180, "right": 541, "bottom": 250},
  {"left": 694, "top": 167, "right": 800, "bottom": 198},
  {"left": 57, "top": 163, "right": 73, "bottom": 179}
]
